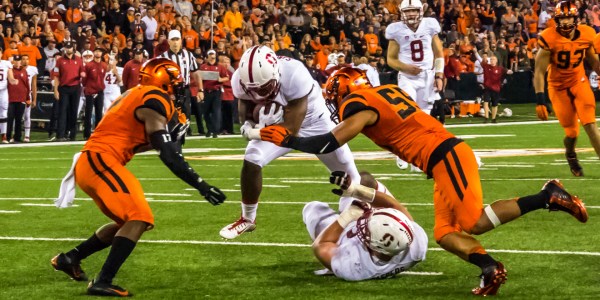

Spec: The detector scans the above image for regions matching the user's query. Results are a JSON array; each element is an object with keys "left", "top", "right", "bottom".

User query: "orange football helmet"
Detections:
[
  {"left": 554, "top": 1, "right": 578, "bottom": 37},
  {"left": 139, "top": 58, "right": 185, "bottom": 105},
  {"left": 324, "top": 67, "right": 372, "bottom": 123}
]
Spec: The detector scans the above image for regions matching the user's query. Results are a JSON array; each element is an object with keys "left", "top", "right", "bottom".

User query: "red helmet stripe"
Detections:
[
  {"left": 372, "top": 211, "right": 414, "bottom": 241},
  {"left": 247, "top": 46, "right": 259, "bottom": 83}
]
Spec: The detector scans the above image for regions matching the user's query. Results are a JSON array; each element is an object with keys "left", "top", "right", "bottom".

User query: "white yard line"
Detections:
[
  {"left": 0, "top": 210, "right": 20, "bottom": 213},
  {"left": 20, "top": 203, "right": 79, "bottom": 207},
  {"left": 144, "top": 193, "right": 192, "bottom": 197},
  {"left": 0, "top": 236, "right": 598, "bottom": 257}
]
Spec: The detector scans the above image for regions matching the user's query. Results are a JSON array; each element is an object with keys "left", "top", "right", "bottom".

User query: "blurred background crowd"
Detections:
[{"left": 2, "top": 0, "right": 600, "bottom": 142}]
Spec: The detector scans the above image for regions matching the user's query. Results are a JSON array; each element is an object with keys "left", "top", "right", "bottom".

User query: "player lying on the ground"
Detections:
[
  {"left": 247, "top": 67, "right": 589, "bottom": 296},
  {"left": 304, "top": 171, "right": 428, "bottom": 281},
  {"left": 51, "top": 58, "right": 226, "bottom": 297}
]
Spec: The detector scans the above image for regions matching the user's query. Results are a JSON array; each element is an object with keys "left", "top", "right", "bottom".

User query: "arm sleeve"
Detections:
[
  {"left": 150, "top": 130, "right": 203, "bottom": 190},
  {"left": 284, "top": 131, "right": 341, "bottom": 154}
]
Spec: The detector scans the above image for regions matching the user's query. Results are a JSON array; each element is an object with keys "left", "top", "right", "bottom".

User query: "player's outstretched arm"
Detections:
[
  {"left": 257, "top": 110, "right": 376, "bottom": 153},
  {"left": 136, "top": 107, "right": 226, "bottom": 205}
]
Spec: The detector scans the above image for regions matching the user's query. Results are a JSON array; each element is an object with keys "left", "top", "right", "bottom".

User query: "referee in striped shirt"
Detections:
[{"left": 157, "top": 30, "right": 205, "bottom": 135}]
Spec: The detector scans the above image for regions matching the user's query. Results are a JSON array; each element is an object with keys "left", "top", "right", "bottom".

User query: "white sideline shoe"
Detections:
[{"left": 219, "top": 216, "right": 256, "bottom": 239}]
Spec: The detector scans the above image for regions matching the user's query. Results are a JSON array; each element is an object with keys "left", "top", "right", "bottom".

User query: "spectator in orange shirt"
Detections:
[
  {"left": 53, "top": 21, "right": 68, "bottom": 44},
  {"left": 182, "top": 22, "right": 199, "bottom": 51},
  {"left": 223, "top": 1, "right": 243, "bottom": 31},
  {"left": 109, "top": 26, "right": 127, "bottom": 51},
  {"left": 2, "top": 40, "right": 19, "bottom": 60},
  {"left": 524, "top": 8, "right": 539, "bottom": 38},
  {"left": 310, "top": 35, "right": 323, "bottom": 52},
  {"left": 364, "top": 26, "right": 379, "bottom": 55},
  {"left": 17, "top": 35, "right": 42, "bottom": 67}
]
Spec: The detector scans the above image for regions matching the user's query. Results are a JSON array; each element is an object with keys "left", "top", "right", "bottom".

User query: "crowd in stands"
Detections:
[{"left": 2, "top": 0, "right": 600, "bottom": 142}]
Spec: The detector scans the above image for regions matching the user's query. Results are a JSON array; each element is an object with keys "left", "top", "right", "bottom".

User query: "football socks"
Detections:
[
  {"left": 516, "top": 190, "right": 549, "bottom": 215},
  {"left": 97, "top": 236, "right": 137, "bottom": 284},
  {"left": 66, "top": 234, "right": 111, "bottom": 261}
]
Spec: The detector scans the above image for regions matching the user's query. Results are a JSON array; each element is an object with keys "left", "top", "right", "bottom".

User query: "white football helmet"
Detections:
[
  {"left": 328, "top": 53, "right": 338, "bottom": 66},
  {"left": 357, "top": 207, "right": 414, "bottom": 256},
  {"left": 82, "top": 50, "right": 93, "bottom": 63},
  {"left": 399, "top": 0, "right": 424, "bottom": 27},
  {"left": 238, "top": 45, "right": 281, "bottom": 101}
]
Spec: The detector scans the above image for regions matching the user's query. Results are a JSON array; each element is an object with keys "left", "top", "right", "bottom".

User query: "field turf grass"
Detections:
[{"left": 0, "top": 104, "right": 599, "bottom": 299}]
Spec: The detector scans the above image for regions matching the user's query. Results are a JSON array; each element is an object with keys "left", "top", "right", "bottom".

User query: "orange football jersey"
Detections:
[
  {"left": 338, "top": 85, "right": 455, "bottom": 171},
  {"left": 538, "top": 25, "right": 596, "bottom": 89},
  {"left": 83, "top": 85, "right": 176, "bottom": 165}
]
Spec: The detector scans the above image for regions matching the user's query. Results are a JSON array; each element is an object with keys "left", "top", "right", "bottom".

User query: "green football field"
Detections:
[{"left": 1, "top": 104, "right": 599, "bottom": 299}]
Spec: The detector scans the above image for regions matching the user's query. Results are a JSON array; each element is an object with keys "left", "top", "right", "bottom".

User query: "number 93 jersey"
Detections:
[
  {"left": 338, "top": 85, "right": 455, "bottom": 172},
  {"left": 538, "top": 24, "right": 596, "bottom": 90},
  {"left": 385, "top": 17, "right": 441, "bottom": 72}
]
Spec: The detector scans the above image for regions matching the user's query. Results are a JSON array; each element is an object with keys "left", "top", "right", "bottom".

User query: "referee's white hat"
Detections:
[{"left": 168, "top": 30, "right": 181, "bottom": 40}]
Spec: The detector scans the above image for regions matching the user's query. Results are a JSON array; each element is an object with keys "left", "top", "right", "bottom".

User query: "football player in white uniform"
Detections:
[
  {"left": 0, "top": 58, "right": 11, "bottom": 143},
  {"left": 304, "top": 171, "right": 427, "bottom": 281},
  {"left": 102, "top": 60, "right": 123, "bottom": 113},
  {"left": 219, "top": 45, "right": 360, "bottom": 239},
  {"left": 386, "top": 0, "right": 444, "bottom": 113},
  {"left": 387, "top": 0, "right": 444, "bottom": 172},
  {"left": 21, "top": 54, "right": 38, "bottom": 143}
]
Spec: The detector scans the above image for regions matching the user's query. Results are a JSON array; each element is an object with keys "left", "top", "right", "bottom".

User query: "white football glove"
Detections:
[
  {"left": 240, "top": 121, "right": 261, "bottom": 141},
  {"left": 337, "top": 201, "right": 370, "bottom": 228},
  {"left": 258, "top": 105, "right": 284, "bottom": 127}
]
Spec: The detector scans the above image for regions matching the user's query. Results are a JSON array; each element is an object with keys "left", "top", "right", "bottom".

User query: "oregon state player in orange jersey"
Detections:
[
  {"left": 50, "top": 58, "right": 226, "bottom": 297},
  {"left": 247, "top": 67, "right": 588, "bottom": 296},
  {"left": 534, "top": 1, "right": 600, "bottom": 177}
]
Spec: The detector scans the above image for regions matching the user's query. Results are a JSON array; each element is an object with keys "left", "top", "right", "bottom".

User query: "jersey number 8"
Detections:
[{"left": 410, "top": 40, "right": 424, "bottom": 62}]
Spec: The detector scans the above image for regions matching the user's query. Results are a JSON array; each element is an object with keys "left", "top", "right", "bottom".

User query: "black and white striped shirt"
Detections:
[{"left": 157, "top": 49, "right": 198, "bottom": 86}]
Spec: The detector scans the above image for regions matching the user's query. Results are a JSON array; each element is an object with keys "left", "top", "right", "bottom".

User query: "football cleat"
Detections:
[
  {"left": 87, "top": 278, "right": 132, "bottom": 297},
  {"left": 219, "top": 217, "right": 256, "bottom": 239},
  {"left": 542, "top": 179, "right": 588, "bottom": 223},
  {"left": 566, "top": 153, "right": 583, "bottom": 177},
  {"left": 51, "top": 253, "right": 88, "bottom": 281},
  {"left": 472, "top": 262, "right": 507, "bottom": 296},
  {"left": 24, "top": 136, "right": 30, "bottom": 143}
]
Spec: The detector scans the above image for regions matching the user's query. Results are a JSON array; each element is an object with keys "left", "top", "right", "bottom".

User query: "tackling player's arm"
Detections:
[
  {"left": 259, "top": 109, "right": 377, "bottom": 154},
  {"left": 533, "top": 47, "right": 551, "bottom": 120},
  {"left": 386, "top": 40, "right": 421, "bottom": 76},
  {"left": 135, "top": 107, "right": 226, "bottom": 205},
  {"left": 432, "top": 35, "right": 445, "bottom": 91}
]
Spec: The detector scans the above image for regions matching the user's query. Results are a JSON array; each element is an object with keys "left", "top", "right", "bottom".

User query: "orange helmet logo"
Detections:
[
  {"left": 324, "top": 67, "right": 372, "bottom": 123},
  {"left": 554, "top": 1, "right": 578, "bottom": 36}
]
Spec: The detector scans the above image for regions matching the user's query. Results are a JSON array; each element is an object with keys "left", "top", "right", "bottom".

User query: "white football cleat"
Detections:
[
  {"left": 396, "top": 157, "right": 408, "bottom": 170},
  {"left": 219, "top": 216, "right": 256, "bottom": 239}
]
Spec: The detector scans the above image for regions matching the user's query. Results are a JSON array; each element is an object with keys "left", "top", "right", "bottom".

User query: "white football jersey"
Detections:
[
  {"left": 232, "top": 57, "right": 326, "bottom": 124},
  {"left": 25, "top": 65, "right": 38, "bottom": 89},
  {"left": 0, "top": 60, "right": 12, "bottom": 91},
  {"left": 330, "top": 220, "right": 428, "bottom": 281},
  {"left": 385, "top": 17, "right": 441, "bottom": 73},
  {"left": 104, "top": 67, "right": 123, "bottom": 96}
]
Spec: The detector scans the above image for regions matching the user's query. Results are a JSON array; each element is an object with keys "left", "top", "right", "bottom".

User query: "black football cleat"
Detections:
[
  {"left": 472, "top": 262, "right": 507, "bottom": 296},
  {"left": 51, "top": 253, "right": 88, "bottom": 281},
  {"left": 542, "top": 179, "right": 588, "bottom": 223},
  {"left": 87, "top": 278, "right": 132, "bottom": 297},
  {"left": 566, "top": 153, "right": 583, "bottom": 177}
]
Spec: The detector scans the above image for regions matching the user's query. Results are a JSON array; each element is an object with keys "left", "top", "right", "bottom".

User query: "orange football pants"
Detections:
[
  {"left": 548, "top": 80, "right": 597, "bottom": 138},
  {"left": 75, "top": 151, "right": 154, "bottom": 226},
  {"left": 431, "top": 142, "right": 483, "bottom": 242}
]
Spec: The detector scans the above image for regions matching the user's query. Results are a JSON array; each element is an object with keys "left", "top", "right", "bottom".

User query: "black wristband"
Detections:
[
  {"left": 536, "top": 92, "right": 545, "bottom": 105},
  {"left": 149, "top": 130, "right": 202, "bottom": 190}
]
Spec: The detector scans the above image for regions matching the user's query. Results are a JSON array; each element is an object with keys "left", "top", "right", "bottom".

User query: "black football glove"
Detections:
[
  {"left": 170, "top": 120, "right": 190, "bottom": 143},
  {"left": 330, "top": 171, "right": 351, "bottom": 196},
  {"left": 198, "top": 180, "right": 226, "bottom": 205}
]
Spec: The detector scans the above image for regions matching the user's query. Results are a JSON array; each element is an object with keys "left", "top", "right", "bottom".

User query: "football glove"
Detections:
[
  {"left": 337, "top": 200, "right": 371, "bottom": 228},
  {"left": 536, "top": 104, "right": 548, "bottom": 121},
  {"left": 330, "top": 171, "right": 351, "bottom": 196},
  {"left": 258, "top": 105, "right": 284, "bottom": 126},
  {"left": 170, "top": 120, "right": 190, "bottom": 143},
  {"left": 241, "top": 121, "right": 262, "bottom": 140},
  {"left": 259, "top": 125, "right": 292, "bottom": 147},
  {"left": 197, "top": 180, "right": 226, "bottom": 205}
]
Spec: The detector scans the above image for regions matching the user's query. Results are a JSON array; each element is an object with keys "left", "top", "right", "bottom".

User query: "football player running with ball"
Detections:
[
  {"left": 51, "top": 58, "right": 226, "bottom": 297},
  {"left": 534, "top": 1, "right": 600, "bottom": 176},
  {"left": 249, "top": 67, "right": 589, "bottom": 296},
  {"left": 219, "top": 45, "right": 360, "bottom": 239},
  {"left": 305, "top": 171, "right": 428, "bottom": 281}
]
